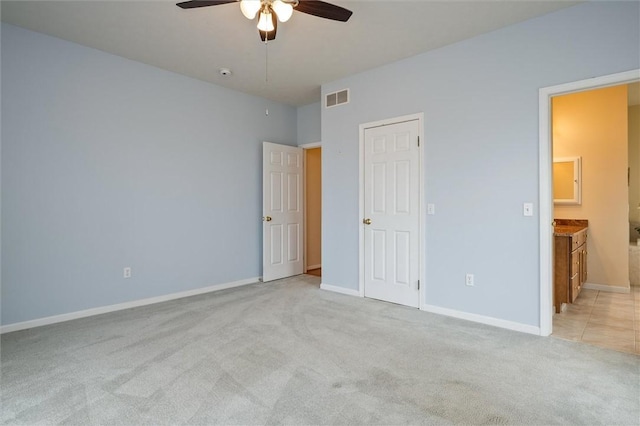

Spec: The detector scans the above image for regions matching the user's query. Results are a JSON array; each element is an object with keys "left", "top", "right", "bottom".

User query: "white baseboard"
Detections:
[
  {"left": 583, "top": 282, "right": 630, "bottom": 293},
  {"left": 307, "top": 264, "right": 321, "bottom": 270},
  {"left": 320, "top": 283, "right": 360, "bottom": 297},
  {"left": 320, "top": 284, "right": 539, "bottom": 335},
  {"left": 421, "top": 304, "right": 541, "bottom": 336},
  {"left": 0, "top": 277, "right": 260, "bottom": 334}
]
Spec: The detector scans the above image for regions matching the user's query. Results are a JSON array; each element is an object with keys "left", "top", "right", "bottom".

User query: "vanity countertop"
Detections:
[
  {"left": 554, "top": 225, "right": 587, "bottom": 236},
  {"left": 553, "top": 219, "right": 588, "bottom": 237}
]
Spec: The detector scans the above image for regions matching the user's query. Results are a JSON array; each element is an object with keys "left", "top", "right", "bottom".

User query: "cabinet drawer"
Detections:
[
  {"left": 572, "top": 230, "right": 587, "bottom": 250},
  {"left": 571, "top": 250, "right": 580, "bottom": 276},
  {"left": 570, "top": 274, "right": 581, "bottom": 302}
]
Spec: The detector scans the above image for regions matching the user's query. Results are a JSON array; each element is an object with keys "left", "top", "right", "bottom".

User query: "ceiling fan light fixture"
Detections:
[
  {"left": 257, "top": 10, "right": 275, "bottom": 32},
  {"left": 240, "top": 0, "right": 261, "bottom": 19},
  {"left": 178, "top": 0, "right": 353, "bottom": 42},
  {"left": 272, "top": 0, "right": 293, "bottom": 22}
]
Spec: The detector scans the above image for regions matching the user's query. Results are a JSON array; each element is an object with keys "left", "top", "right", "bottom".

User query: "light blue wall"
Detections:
[
  {"left": 296, "top": 101, "right": 321, "bottom": 145},
  {"left": 1, "top": 24, "right": 297, "bottom": 325},
  {"left": 321, "top": 2, "right": 640, "bottom": 327}
]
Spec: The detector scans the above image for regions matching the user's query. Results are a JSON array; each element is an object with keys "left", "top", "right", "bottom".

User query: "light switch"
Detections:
[
  {"left": 427, "top": 203, "right": 435, "bottom": 215},
  {"left": 523, "top": 203, "right": 534, "bottom": 217}
]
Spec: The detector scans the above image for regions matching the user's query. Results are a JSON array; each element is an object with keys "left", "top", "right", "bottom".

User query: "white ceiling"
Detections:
[{"left": 1, "top": 0, "right": 579, "bottom": 106}]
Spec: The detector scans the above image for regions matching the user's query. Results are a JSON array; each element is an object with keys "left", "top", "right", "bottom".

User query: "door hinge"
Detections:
[
  {"left": 417, "top": 136, "right": 420, "bottom": 147},
  {"left": 417, "top": 280, "right": 420, "bottom": 290}
]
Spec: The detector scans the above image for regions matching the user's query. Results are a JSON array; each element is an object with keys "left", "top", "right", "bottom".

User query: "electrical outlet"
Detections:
[
  {"left": 123, "top": 267, "right": 132, "bottom": 279},
  {"left": 465, "top": 273, "right": 474, "bottom": 286}
]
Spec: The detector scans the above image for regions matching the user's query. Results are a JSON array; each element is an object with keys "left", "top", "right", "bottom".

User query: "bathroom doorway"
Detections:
[
  {"left": 544, "top": 77, "right": 640, "bottom": 353},
  {"left": 627, "top": 83, "right": 640, "bottom": 287}
]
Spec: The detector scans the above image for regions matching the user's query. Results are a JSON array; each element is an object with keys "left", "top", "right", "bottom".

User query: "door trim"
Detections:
[
  {"left": 358, "top": 113, "right": 425, "bottom": 307},
  {"left": 538, "top": 69, "right": 640, "bottom": 336},
  {"left": 299, "top": 142, "right": 322, "bottom": 149}
]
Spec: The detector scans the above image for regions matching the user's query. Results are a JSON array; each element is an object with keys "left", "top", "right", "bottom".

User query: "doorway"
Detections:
[
  {"left": 359, "top": 114, "right": 424, "bottom": 308},
  {"left": 549, "top": 83, "right": 639, "bottom": 353},
  {"left": 262, "top": 142, "right": 323, "bottom": 283},
  {"left": 538, "top": 69, "right": 640, "bottom": 343},
  {"left": 304, "top": 145, "right": 322, "bottom": 278}
]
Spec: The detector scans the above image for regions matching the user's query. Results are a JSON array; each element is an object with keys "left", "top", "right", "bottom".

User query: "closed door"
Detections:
[
  {"left": 363, "top": 120, "right": 420, "bottom": 307},
  {"left": 263, "top": 142, "right": 304, "bottom": 282}
]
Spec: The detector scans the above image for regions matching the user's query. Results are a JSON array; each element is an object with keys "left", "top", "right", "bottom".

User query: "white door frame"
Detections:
[
  {"left": 538, "top": 69, "right": 640, "bottom": 336},
  {"left": 300, "top": 142, "right": 322, "bottom": 273},
  {"left": 358, "top": 113, "right": 425, "bottom": 307}
]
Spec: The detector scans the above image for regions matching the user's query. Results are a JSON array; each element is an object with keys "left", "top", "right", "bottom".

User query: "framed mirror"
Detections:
[{"left": 553, "top": 156, "right": 582, "bottom": 205}]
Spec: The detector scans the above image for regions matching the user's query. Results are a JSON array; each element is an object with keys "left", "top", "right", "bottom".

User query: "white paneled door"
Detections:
[
  {"left": 363, "top": 120, "right": 420, "bottom": 307},
  {"left": 263, "top": 142, "right": 304, "bottom": 282}
]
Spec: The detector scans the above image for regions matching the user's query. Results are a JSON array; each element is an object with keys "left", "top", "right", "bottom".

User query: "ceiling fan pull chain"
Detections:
[{"left": 265, "top": 39, "right": 269, "bottom": 84}]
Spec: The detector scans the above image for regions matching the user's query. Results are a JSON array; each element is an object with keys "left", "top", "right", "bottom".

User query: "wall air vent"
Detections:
[{"left": 325, "top": 89, "right": 349, "bottom": 108}]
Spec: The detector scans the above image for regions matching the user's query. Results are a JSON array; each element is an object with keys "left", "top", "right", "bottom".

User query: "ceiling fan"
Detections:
[{"left": 176, "top": 0, "right": 353, "bottom": 41}]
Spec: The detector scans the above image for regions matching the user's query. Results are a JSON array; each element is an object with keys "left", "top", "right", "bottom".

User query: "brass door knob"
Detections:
[
  {"left": 363, "top": 218, "right": 372, "bottom": 225},
  {"left": 263, "top": 216, "right": 272, "bottom": 222}
]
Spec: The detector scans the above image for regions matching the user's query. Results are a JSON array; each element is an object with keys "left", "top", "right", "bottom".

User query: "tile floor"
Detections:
[{"left": 552, "top": 286, "right": 640, "bottom": 354}]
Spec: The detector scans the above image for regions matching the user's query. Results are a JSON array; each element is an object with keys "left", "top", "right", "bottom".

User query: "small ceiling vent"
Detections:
[{"left": 325, "top": 89, "right": 349, "bottom": 108}]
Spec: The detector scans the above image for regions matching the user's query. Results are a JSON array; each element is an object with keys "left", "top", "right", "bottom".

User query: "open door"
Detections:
[{"left": 263, "top": 142, "right": 304, "bottom": 282}]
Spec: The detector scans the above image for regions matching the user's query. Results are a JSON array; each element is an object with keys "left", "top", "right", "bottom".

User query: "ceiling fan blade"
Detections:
[
  {"left": 176, "top": 0, "right": 236, "bottom": 10},
  {"left": 259, "top": 12, "right": 278, "bottom": 41},
  {"left": 294, "top": 1, "right": 352, "bottom": 22}
]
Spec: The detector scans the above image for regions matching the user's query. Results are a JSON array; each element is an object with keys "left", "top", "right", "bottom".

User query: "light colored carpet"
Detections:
[{"left": 1, "top": 275, "right": 638, "bottom": 425}]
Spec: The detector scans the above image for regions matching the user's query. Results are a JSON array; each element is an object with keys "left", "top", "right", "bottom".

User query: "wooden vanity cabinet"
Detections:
[{"left": 554, "top": 227, "right": 588, "bottom": 313}]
